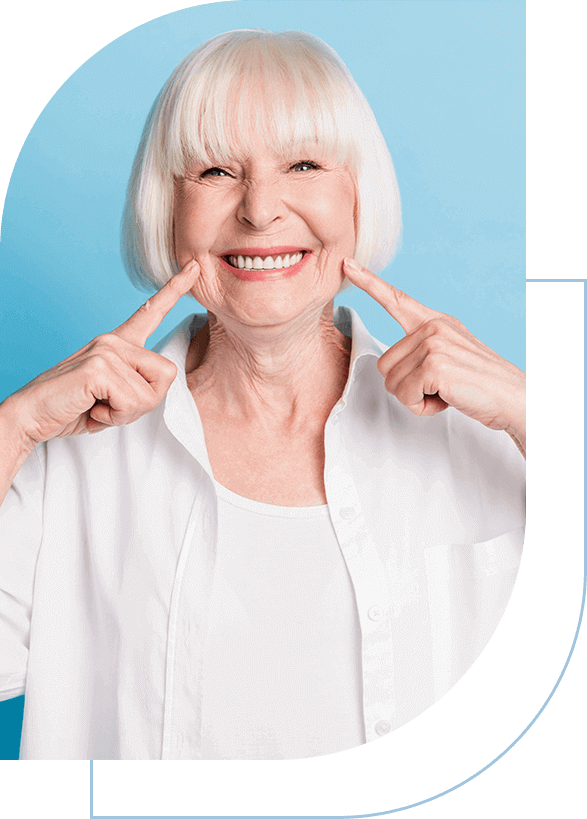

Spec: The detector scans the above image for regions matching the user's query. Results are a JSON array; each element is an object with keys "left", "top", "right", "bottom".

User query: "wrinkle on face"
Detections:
[{"left": 175, "top": 138, "right": 356, "bottom": 417}]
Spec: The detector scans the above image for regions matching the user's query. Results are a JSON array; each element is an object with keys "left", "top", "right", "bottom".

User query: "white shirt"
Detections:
[{"left": 0, "top": 307, "right": 525, "bottom": 759}]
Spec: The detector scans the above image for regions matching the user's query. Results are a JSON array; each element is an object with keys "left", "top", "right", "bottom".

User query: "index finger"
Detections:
[
  {"left": 112, "top": 259, "right": 201, "bottom": 346},
  {"left": 343, "top": 257, "right": 438, "bottom": 334}
]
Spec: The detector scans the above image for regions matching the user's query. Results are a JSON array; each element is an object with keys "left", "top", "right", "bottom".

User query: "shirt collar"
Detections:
[{"left": 154, "top": 307, "right": 385, "bottom": 467}]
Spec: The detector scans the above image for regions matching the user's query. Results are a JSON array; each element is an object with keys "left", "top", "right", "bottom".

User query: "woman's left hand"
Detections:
[{"left": 343, "top": 258, "right": 526, "bottom": 457}]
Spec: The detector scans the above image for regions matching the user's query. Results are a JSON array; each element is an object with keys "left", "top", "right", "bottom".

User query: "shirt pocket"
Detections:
[{"left": 423, "top": 525, "right": 524, "bottom": 702}]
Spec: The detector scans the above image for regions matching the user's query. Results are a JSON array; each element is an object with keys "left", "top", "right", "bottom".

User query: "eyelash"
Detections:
[{"left": 200, "top": 160, "right": 320, "bottom": 178}]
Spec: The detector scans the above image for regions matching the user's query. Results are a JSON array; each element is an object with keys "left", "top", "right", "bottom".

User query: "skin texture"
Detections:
[
  {"left": 175, "top": 146, "right": 357, "bottom": 505},
  {"left": 174, "top": 143, "right": 525, "bottom": 506}
]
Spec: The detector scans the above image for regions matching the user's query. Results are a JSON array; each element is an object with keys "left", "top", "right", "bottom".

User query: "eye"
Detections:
[
  {"left": 290, "top": 160, "right": 320, "bottom": 173},
  {"left": 201, "top": 167, "right": 231, "bottom": 178}
]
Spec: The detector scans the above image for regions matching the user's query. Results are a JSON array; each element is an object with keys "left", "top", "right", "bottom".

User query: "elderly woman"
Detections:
[{"left": 0, "top": 30, "right": 525, "bottom": 760}]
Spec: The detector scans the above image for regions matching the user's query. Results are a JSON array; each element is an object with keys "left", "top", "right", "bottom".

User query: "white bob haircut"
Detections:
[{"left": 121, "top": 29, "right": 402, "bottom": 292}]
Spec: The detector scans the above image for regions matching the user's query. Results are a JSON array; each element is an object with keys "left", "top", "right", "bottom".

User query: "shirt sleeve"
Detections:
[{"left": 0, "top": 445, "right": 46, "bottom": 701}]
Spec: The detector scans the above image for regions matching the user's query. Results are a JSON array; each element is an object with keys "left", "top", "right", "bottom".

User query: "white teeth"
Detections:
[{"left": 227, "top": 252, "right": 305, "bottom": 270}]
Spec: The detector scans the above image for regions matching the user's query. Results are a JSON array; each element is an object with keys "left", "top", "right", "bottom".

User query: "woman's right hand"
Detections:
[{"left": 2, "top": 259, "right": 200, "bottom": 452}]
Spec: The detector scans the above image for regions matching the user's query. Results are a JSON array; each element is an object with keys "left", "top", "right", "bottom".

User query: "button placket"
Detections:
[
  {"left": 162, "top": 483, "right": 217, "bottom": 760},
  {"left": 324, "top": 433, "right": 396, "bottom": 745},
  {"left": 375, "top": 720, "right": 391, "bottom": 736},
  {"left": 340, "top": 506, "right": 356, "bottom": 521},
  {"left": 368, "top": 605, "right": 385, "bottom": 622}
]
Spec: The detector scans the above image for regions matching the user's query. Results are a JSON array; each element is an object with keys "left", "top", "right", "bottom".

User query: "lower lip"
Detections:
[{"left": 218, "top": 253, "right": 311, "bottom": 281}]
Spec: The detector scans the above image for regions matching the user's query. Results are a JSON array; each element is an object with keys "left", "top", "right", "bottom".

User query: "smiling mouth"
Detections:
[{"left": 223, "top": 251, "right": 307, "bottom": 271}]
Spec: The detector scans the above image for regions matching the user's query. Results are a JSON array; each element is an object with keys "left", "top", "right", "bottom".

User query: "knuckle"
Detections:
[
  {"left": 162, "top": 359, "right": 178, "bottom": 381},
  {"left": 117, "top": 396, "right": 137, "bottom": 414},
  {"left": 423, "top": 351, "right": 449, "bottom": 374},
  {"left": 111, "top": 402, "right": 136, "bottom": 421},
  {"left": 426, "top": 316, "right": 447, "bottom": 334},
  {"left": 166, "top": 272, "right": 184, "bottom": 292},
  {"left": 444, "top": 313, "right": 462, "bottom": 327},
  {"left": 85, "top": 354, "right": 109, "bottom": 374},
  {"left": 391, "top": 287, "right": 408, "bottom": 310},
  {"left": 93, "top": 332, "right": 118, "bottom": 348},
  {"left": 137, "top": 299, "right": 154, "bottom": 317},
  {"left": 422, "top": 335, "right": 443, "bottom": 355},
  {"left": 378, "top": 344, "right": 399, "bottom": 370},
  {"left": 151, "top": 356, "right": 178, "bottom": 389},
  {"left": 384, "top": 372, "right": 396, "bottom": 394}
]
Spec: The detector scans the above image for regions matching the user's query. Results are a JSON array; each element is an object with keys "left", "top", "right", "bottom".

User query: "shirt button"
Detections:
[
  {"left": 375, "top": 720, "right": 391, "bottom": 736},
  {"left": 368, "top": 605, "right": 385, "bottom": 622},
  {"left": 340, "top": 506, "right": 356, "bottom": 521}
]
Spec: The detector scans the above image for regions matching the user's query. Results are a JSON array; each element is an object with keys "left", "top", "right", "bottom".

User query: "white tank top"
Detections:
[{"left": 200, "top": 481, "right": 364, "bottom": 759}]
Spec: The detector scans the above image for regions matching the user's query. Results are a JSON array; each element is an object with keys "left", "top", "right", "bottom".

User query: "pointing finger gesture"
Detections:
[
  {"left": 343, "top": 258, "right": 525, "bottom": 456},
  {"left": 343, "top": 257, "right": 442, "bottom": 334},
  {"left": 7, "top": 259, "right": 201, "bottom": 448},
  {"left": 112, "top": 258, "right": 200, "bottom": 346}
]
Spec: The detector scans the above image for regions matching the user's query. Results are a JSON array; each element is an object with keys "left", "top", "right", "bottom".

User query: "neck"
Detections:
[{"left": 185, "top": 303, "right": 351, "bottom": 425}]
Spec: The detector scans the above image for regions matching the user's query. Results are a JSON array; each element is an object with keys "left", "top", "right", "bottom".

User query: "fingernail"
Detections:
[{"left": 344, "top": 257, "right": 360, "bottom": 272}]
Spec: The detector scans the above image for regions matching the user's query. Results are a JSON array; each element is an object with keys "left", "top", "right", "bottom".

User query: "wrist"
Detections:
[{"left": 0, "top": 394, "right": 39, "bottom": 458}]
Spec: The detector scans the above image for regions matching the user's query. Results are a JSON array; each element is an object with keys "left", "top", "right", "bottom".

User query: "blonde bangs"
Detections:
[
  {"left": 122, "top": 30, "right": 401, "bottom": 291},
  {"left": 163, "top": 31, "right": 360, "bottom": 176}
]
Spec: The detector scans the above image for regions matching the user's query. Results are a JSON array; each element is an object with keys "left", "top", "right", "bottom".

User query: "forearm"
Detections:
[{"left": 0, "top": 397, "right": 36, "bottom": 507}]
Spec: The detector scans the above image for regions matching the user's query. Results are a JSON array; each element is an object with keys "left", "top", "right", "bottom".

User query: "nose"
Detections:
[{"left": 236, "top": 177, "right": 288, "bottom": 231}]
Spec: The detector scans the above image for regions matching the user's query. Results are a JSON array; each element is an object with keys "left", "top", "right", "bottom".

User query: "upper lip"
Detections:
[{"left": 222, "top": 246, "right": 311, "bottom": 257}]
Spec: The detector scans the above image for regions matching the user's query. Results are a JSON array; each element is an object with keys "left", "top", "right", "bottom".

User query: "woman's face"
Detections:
[{"left": 173, "top": 138, "right": 356, "bottom": 329}]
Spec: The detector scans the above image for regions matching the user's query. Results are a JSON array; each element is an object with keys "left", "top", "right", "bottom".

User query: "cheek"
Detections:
[
  {"left": 173, "top": 195, "right": 198, "bottom": 262},
  {"left": 174, "top": 187, "right": 224, "bottom": 259},
  {"left": 311, "top": 184, "right": 356, "bottom": 249},
  {"left": 174, "top": 202, "right": 200, "bottom": 242},
  {"left": 188, "top": 260, "right": 230, "bottom": 311}
]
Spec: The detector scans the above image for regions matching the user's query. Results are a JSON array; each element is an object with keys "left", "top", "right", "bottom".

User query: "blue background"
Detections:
[{"left": 0, "top": 0, "right": 524, "bottom": 758}]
